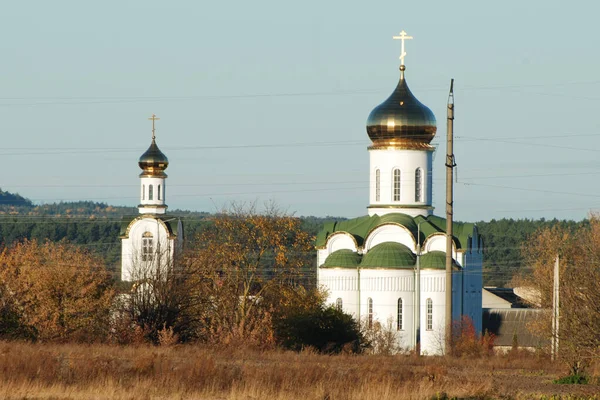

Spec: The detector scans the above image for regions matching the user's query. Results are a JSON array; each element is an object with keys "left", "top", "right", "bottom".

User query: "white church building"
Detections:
[
  {"left": 316, "top": 32, "right": 483, "bottom": 355},
  {"left": 120, "top": 115, "right": 184, "bottom": 282}
]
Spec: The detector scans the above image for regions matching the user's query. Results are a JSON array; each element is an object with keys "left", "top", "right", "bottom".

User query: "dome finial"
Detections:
[
  {"left": 148, "top": 114, "right": 160, "bottom": 140},
  {"left": 393, "top": 30, "right": 413, "bottom": 78}
]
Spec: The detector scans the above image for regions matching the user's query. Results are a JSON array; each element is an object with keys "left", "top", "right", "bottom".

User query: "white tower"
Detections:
[
  {"left": 138, "top": 114, "right": 168, "bottom": 215},
  {"left": 366, "top": 31, "right": 437, "bottom": 218}
]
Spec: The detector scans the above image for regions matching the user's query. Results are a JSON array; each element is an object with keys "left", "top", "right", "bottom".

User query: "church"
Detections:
[
  {"left": 120, "top": 115, "right": 184, "bottom": 282},
  {"left": 316, "top": 32, "right": 483, "bottom": 355}
]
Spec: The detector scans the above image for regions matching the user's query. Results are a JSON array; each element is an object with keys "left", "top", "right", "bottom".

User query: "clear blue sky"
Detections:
[{"left": 1, "top": 0, "right": 599, "bottom": 222}]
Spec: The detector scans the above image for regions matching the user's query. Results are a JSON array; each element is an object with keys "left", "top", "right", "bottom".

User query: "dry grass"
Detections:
[{"left": 0, "top": 342, "right": 597, "bottom": 400}]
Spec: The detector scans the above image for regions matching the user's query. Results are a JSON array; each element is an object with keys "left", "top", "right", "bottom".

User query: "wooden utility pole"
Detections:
[
  {"left": 551, "top": 254, "right": 560, "bottom": 361},
  {"left": 445, "top": 79, "right": 455, "bottom": 354}
]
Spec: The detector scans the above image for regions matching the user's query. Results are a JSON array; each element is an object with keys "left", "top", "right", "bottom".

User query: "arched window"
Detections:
[
  {"left": 375, "top": 169, "right": 381, "bottom": 202},
  {"left": 426, "top": 298, "right": 433, "bottom": 331},
  {"left": 142, "top": 232, "right": 154, "bottom": 262},
  {"left": 142, "top": 184, "right": 145, "bottom": 200},
  {"left": 148, "top": 185, "right": 154, "bottom": 200},
  {"left": 158, "top": 184, "right": 161, "bottom": 200},
  {"left": 393, "top": 169, "right": 401, "bottom": 201},
  {"left": 336, "top": 298, "right": 343, "bottom": 310},
  {"left": 397, "top": 298, "right": 403, "bottom": 331},
  {"left": 415, "top": 168, "right": 423, "bottom": 202},
  {"left": 367, "top": 297, "right": 373, "bottom": 328}
]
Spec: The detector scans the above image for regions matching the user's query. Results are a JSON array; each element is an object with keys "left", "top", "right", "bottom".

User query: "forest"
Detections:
[{"left": 0, "top": 189, "right": 587, "bottom": 287}]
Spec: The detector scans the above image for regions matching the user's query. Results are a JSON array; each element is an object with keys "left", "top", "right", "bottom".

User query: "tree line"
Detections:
[{"left": 0, "top": 189, "right": 591, "bottom": 287}]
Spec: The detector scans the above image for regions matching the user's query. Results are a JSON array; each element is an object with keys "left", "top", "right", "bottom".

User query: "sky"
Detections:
[{"left": 1, "top": 0, "right": 599, "bottom": 222}]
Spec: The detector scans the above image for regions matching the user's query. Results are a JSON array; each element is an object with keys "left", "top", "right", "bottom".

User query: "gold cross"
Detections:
[
  {"left": 148, "top": 114, "right": 160, "bottom": 140},
  {"left": 393, "top": 30, "right": 413, "bottom": 66}
]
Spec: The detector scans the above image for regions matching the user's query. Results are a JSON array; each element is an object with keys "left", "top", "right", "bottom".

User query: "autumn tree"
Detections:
[
  {"left": 190, "top": 203, "right": 313, "bottom": 346},
  {"left": 0, "top": 239, "right": 114, "bottom": 342},
  {"left": 521, "top": 216, "right": 600, "bottom": 374}
]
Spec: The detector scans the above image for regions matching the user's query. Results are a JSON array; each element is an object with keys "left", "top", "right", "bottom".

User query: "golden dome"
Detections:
[
  {"left": 366, "top": 67, "right": 437, "bottom": 149},
  {"left": 138, "top": 139, "right": 168, "bottom": 177}
]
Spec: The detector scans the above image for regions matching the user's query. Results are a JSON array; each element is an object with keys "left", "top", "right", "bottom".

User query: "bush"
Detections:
[
  {"left": 271, "top": 288, "right": 362, "bottom": 353},
  {"left": 553, "top": 374, "right": 589, "bottom": 385}
]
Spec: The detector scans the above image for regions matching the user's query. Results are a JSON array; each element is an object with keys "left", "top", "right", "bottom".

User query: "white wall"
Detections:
[{"left": 121, "top": 217, "right": 176, "bottom": 282}]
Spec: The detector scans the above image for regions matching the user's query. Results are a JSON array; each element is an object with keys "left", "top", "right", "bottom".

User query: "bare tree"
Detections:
[{"left": 114, "top": 239, "right": 205, "bottom": 344}]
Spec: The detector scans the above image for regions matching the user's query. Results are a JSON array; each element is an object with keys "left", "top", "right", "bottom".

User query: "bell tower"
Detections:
[{"left": 138, "top": 114, "right": 168, "bottom": 215}]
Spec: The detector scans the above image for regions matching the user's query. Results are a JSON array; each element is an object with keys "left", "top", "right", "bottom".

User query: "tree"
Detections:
[
  {"left": 521, "top": 216, "right": 600, "bottom": 374},
  {"left": 269, "top": 286, "right": 362, "bottom": 353},
  {"left": 190, "top": 202, "right": 314, "bottom": 346},
  {"left": 0, "top": 239, "right": 114, "bottom": 342}
]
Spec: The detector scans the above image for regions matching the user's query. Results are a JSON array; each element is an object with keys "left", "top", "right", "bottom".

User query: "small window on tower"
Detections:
[
  {"left": 142, "top": 231, "right": 154, "bottom": 262},
  {"left": 149, "top": 185, "right": 154, "bottom": 200},
  {"left": 158, "top": 184, "right": 161, "bottom": 200},
  {"left": 415, "top": 168, "right": 423, "bottom": 202},
  {"left": 426, "top": 298, "right": 433, "bottom": 331},
  {"left": 367, "top": 297, "right": 373, "bottom": 328},
  {"left": 393, "top": 169, "right": 401, "bottom": 201},
  {"left": 142, "top": 185, "right": 145, "bottom": 201},
  {"left": 397, "top": 298, "right": 403, "bottom": 331},
  {"left": 336, "top": 298, "right": 343, "bottom": 310},
  {"left": 375, "top": 169, "right": 381, "bottom": 202}
]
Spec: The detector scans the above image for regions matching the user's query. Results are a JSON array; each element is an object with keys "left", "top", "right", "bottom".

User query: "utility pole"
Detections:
[
  {"left": 551, "top": 254, "right": 560, "bottom": 361},
  {"left": 415, "top": 223, "right": 422, "bottom": 355},
  {"left": 445, "top": 79, "right": 455, "bottom": 354}
]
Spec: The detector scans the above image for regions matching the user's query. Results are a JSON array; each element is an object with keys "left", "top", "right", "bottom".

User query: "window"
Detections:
[
  {"left": 142, "top": 185, "right": 145, "bottom": 200},
  {"left": 375, "top": 169, "right": 380, "bottom": 202},
  {"left": 426, "top": 298, "right": 433, "bottom": 331},
  {"left": 148, "top": 185, "right": 154, "bottom": 200},
  {"left": 336, "top": 298, "right": 343, "bottom": 310},
  {"left": 142, "top": 232, "right": 154, "bottom": 262},
  {"left": 393, "top": 169, "right": 401, "bottom": 201},
  {"left": 415, "top": 168, "right": 422, "bottom": 202},
  {"left": 397, "top": 298, "right": 403, "bottom": 331},
  {"left": 367, "top": 297, "right": 373, "bottom": 328},
  {"left": 158, "top": 184, "right": 161, "bottom": 200}
]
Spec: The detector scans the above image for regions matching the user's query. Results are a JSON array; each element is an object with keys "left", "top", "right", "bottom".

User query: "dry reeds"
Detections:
[{"left": 0, "top": 341, "right": 597, "bottom": 399}]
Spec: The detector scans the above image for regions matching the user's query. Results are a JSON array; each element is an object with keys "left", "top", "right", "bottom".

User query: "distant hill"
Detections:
[{"left": 0, "top": 189, "right": 33, "bottom": 208}]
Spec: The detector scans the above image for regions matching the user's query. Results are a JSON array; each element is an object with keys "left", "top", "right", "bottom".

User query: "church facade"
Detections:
[
  {"left": 120, "top": 116, "right": 183, "bottom": 282},
  {"left": 316, "top": 33, "right": 483, "bottom": 355}
]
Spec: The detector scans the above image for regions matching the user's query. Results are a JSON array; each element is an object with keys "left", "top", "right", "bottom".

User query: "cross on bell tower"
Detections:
[{"left": 148, "top": 114, "right": 160, "bottom": 140}]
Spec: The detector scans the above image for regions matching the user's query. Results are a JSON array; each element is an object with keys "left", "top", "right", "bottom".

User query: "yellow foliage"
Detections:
[{"left": 0, "top": 239, "right": 115, "bottom": 342}]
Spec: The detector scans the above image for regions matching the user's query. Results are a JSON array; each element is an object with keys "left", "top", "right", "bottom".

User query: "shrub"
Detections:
[{"left": 553, "top": 374, "right": 589, "bottom": 385}]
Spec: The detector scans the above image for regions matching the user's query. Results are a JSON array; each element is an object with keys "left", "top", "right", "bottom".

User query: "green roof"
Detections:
[
  {"left": 361, "top": 242, "right": 416, "bottom": 269},
  {"left": 321, "top": 249, "right": 362, "bottom": 268},
  {"left": 419, "top": 250, "right": 461, "bottom": 270},
  {"left": 120, "top": 215, "right": 183, "bottom": 238},
  {"left": 316, "top": 212, "right": 475, "bottom": 251}
]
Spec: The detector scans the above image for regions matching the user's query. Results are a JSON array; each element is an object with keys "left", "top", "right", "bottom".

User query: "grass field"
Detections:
[{"left": 0, "top": 341, "right": 598, "bottom": 399}]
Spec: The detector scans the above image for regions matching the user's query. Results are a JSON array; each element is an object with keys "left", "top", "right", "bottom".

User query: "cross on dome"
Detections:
[
  {"left": 393, "top": 30, "right": 413, "bottom": 66},
  {"left": 148, "top": 114, "right": 160, "bottom": 140}
]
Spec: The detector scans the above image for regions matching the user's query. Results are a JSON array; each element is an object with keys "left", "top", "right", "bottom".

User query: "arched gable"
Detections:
[
  {"left": 124, "top": 216, "right": 175, "bottom": 240},
  {"left": 421, "top": 233, "right": 460, "bottom": 263},
  {"left": 326, "top": 231, "right": 358, "bottom": 254},
  {"left": 364, "top": 223, "right": 416, "bottom": 252}
]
